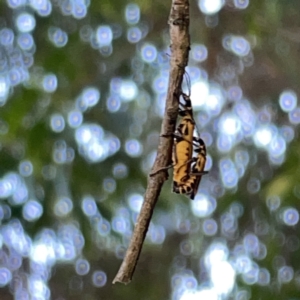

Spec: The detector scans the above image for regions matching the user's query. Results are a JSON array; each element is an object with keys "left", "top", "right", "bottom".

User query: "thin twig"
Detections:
[{"left": 113, "top": 0, "right": 190, "bottom": 284}]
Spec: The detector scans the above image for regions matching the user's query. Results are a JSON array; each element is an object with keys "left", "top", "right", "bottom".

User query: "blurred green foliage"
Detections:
[{"left": 1, "top": 0, "right": 300, "bottom": 299}]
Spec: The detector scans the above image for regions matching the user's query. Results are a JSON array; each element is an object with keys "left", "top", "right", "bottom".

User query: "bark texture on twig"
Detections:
[{"left": 113, "top": 0, "right": 190, "bottom": 284}]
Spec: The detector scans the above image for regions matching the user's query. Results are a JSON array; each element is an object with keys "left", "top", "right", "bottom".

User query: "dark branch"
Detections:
[{"left": 113, "top": 0, "right": 190, "bottom": 284}]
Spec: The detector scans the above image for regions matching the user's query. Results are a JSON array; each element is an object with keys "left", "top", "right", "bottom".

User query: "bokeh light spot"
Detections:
[
  {"left": 278, "top": 266, "right": 294, "bottom": 283},
  {"left": 106, "top": 95, "right": 121, "bottom": 112},
  {"left": 82, "top": 87, "right": 100, "bottom": 107},
  {"left": 141, "top": 43, "right": 157, "bottom": 63},
  {"left": 68, "top": 110, "right": 83, "bottom": 128},
  {"left": 127, "top": 27, "right": 142, "bottom": 43},
  {"left": 120, "top": 80, "right": 137, "bottom": 101},
  {"left": 16, "top": 13, "right": 36, "bottom": 32},
  {"left": 234, "top": 0, "right": 249, "bottom": 9},
  {"left": 191, "top": 44, "right": 208, "bottom": 62},
  {"left": 92, "top": 271, "right": 107, "bottom": 287},
  {"left": 72, "top": 2, "right": 87, "bottom": 19},
  {"left": 279, "top": 90, "right": 297, "bottom": 112},
  {"left": 48, "top": 27, "right": 68, "bottom": 47},
  {"left": 75, "top": 258, "right": 90, "bottom": 275},
  {"left": 231, "top": 36, "right": 250, "bottom": 56},
  {"left": 0, "top": 267, "right": 12, "bottom": 287},
  {"left": 103, "top": 177, "right": 116, "bottom": 193},
  {"left": 191, "top": 194, "right": 216, "bottom": 218},
  {"left": 43, "top": 74, "right": 57, "bottom": 93},
  {"left": 125, "top": 3, "right": 140, "bottom": 24},
  {"left": 128, "top": 193, "right": 143, "bottom": 213},
  {"left": 282, "top": 207, "right": 299, "bottom": 226},
  {"left": 7, "top": 0, "right": 26, "bottom": 9},
  {"left": 198, "top": 0, "right": 224, "bottom": 15},
  {"left": 257, "top": 268, "right": 270, "bottom": 286},
  {"left": 50, "top": 114, "right": 65, "bottom": 132},
  {"left": 96, "top": 26, "right": 113, "bottom": 46},
  {"left": 266, "top": 195, "right": 281, "bottom": 211},
  {"left": 289, "top": 107, "right": 300, "bottom": 124},
  {"left": 202, "top": 218, "right": 218, "bottom": 236},
  {"left": 0, "top": 28, "right": 14, "bottom": 46},
  {"left": 22, "top": 200, "right": 43, "bottom": 221},
  {"left": 54, "top": 197, "right": 73, "bottom": 217},
  {"left": 17, "top": 33, "right": 34, "bottom": 50},
  {"left": 81, "top": 196, "right": 97, "bottom": 217},
  {"left": 125, "top": 139, "right": 143, "bottom": 157},
  {"left": 19, "top": 160, "right": 33, "bottom": 177}
]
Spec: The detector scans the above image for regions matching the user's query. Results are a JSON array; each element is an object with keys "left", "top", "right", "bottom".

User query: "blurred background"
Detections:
[{"left": 0, "top": 0, "right": 300, "bottom": 299}]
